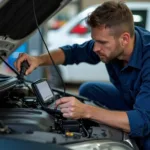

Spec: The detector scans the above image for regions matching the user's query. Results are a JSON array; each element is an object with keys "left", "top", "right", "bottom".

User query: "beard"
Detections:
[{"left": 100, "top": 46, "right": 124, "bottom": 64}]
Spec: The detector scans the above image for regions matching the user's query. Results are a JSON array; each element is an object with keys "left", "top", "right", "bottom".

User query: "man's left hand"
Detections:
[{"left": 55, "top": 97, "right": 87, "bottom": 119}]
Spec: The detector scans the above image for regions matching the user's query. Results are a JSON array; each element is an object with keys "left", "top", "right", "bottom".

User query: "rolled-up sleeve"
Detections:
[
  {"left": 60, "top": 40, "right": 100, "bottom": 65},
  {"left": 127, "top": 49, "right": 150, "bottom": 137}
]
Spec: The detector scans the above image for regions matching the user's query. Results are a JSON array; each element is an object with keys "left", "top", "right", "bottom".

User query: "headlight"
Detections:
[{"left": 66, "top": 140, "right": 134, "bottom": 150}]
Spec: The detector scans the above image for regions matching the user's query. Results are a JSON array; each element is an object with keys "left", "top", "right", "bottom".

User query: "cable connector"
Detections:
[{"left": 19, "top": 60, "right": 30, "bottom": 81}]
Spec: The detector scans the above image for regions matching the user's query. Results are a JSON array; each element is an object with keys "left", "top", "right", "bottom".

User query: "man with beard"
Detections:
[{"left": 15, "top": 1, "right": 150, "bottom": 149}]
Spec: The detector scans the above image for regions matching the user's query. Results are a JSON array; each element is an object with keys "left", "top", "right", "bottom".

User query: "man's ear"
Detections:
[{"left": 120, "top": 32, "right": 130, "bottom": 47}]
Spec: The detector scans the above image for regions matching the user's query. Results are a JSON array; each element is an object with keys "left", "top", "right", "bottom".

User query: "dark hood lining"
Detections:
[{"left": 0, "top": 0, "right": 63, "bottom": 39}]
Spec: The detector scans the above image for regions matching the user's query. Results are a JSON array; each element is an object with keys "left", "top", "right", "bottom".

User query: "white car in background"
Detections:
[{"left": 47, "top": 2, "right": 150, "bottom": 83}]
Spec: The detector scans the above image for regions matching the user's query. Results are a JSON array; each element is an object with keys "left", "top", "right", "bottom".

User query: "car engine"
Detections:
[{"left": 0, "top": 74, "right": 139, "bottom": 150}]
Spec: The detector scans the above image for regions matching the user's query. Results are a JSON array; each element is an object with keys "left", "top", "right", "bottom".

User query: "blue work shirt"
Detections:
[{"left": 60, "top": 26, "right": 150, "bottom": 138}]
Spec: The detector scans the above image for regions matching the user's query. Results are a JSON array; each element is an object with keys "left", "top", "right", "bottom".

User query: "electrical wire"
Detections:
[
  {"left": 0, "top": 55, "right": 20, "bottom": 77},
  {"left": 79, "top": 119, "right": 90, "bottom": 138},
  {"left": 32, "top": 0, "right": 66, "bottom": 97}
]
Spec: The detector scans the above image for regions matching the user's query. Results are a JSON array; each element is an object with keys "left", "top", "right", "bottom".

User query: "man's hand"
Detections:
[
  {"left": 14, "top": 53, "right": 41, "bottom": 75},
  {"left": 56, "top": 96, "right": 130, "bottom": 132},
  {"left": 55, "top": 97, "right": 87, "bottom": 119}
]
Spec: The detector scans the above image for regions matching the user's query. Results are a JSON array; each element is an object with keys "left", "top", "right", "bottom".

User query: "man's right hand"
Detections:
[{"left": 14, "top": 53, "right": 41, "bottom": 75}]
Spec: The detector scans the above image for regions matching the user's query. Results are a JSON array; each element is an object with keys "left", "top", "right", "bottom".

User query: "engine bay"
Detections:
[{"left": 0, "top": 74, "right": 138, "bottom": 150}]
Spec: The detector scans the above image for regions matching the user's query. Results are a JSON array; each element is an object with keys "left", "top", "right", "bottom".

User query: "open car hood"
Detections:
[{"left": 0, "top": 0, "right": 71, "bottom": 58}]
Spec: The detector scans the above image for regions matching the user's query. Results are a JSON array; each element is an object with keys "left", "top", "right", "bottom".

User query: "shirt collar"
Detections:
[{"left": 127, "top": 30, "right": 142, "bottom": 70}]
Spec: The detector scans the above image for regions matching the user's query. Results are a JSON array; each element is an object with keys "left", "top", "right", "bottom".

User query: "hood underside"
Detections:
[{"left": 0, "top": 0, "right": 71, "bottom": 57}]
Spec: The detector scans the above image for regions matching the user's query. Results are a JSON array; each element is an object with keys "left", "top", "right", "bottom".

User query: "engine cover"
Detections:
[{"left": 0, "top": 108, "right": 54, "bottom": 133}]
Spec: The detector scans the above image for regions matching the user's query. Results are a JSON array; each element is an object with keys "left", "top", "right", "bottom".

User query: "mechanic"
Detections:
[{"left": 15, "top": 1, "right": 150, "bottom": 149}]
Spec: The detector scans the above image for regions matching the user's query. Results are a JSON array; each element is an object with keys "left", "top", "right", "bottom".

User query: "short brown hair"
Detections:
[{"left": 87, "top": 1, "right": 134, "bottom": 37}]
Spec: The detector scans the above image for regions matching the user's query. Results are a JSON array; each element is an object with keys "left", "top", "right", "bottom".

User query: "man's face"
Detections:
[{"left": 91, "top": 26, "right": 124, "bottom": 63}]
